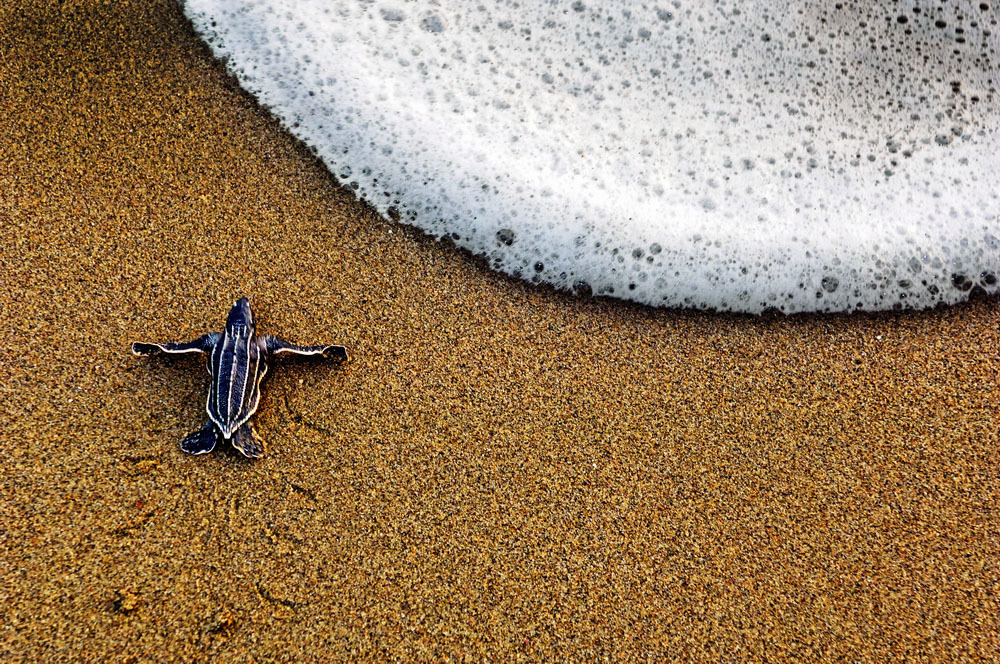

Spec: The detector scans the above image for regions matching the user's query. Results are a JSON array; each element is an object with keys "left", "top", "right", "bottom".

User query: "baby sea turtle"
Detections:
[{"left": 131, "top": 297, "right": 347, "bottom": 458}]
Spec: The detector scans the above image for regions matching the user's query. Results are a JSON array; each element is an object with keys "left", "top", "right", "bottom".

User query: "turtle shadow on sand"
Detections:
[{"left": 131, "top": 297, "right": 348, "bottom": 460}]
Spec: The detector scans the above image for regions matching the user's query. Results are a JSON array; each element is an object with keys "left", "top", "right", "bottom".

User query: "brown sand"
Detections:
[{"left": 1, "top": 1, "right": 998, "bottom": 661}]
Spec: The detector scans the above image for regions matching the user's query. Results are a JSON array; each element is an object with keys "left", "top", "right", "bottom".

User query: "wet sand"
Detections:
[{"left": 1, "top": 1, "right": 998, "bottom": 661}]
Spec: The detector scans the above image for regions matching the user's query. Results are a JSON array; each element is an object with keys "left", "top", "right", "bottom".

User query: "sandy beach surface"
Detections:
[{"left": 2, "top": 1, "right": 998, "bottom": 661}]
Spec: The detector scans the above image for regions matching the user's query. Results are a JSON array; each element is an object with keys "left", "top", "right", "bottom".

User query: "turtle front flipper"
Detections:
[
  {"left": 180, "top": 421, "right": 219, "bottom": 455},
  {"left": 132, "top": 333, "right": 220, "bottom": 356},
  {"left": 231, "top": 422, "right": 265, "bottom": 459},
  {"left": 263, "top": 336, "right": 348, "bottom": 361}
]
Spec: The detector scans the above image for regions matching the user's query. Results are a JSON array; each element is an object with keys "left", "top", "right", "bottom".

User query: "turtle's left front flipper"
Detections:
[
  {"left": 262, "top": 336, "right": 348, "bottom": 361},
  {"left": 132, "top": 333, "right": 220, "bottom": 356}
]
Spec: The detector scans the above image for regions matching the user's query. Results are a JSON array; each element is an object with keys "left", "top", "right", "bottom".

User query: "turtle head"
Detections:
[{"left": 225, "top": 297, "right": 255, "bottom": 334}]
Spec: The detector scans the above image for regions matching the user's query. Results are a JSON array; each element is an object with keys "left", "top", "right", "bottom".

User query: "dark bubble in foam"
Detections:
[
  {"left": 420, "top": 14, "right": 445, "bottom": 33},
  {"left": 496, "top": 229, "right": 516, "bottom": 247}
]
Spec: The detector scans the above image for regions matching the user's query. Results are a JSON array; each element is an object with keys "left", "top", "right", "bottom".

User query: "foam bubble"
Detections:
[{"left": 181, "top": 0, "right": 1000, "bottom": 313}]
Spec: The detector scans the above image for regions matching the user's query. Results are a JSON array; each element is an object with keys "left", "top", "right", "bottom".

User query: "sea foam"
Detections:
[{"left": 181, "top": 0, "right": 1000, "bottom": 313}]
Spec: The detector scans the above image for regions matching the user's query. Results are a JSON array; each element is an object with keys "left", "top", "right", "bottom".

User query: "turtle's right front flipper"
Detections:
[
  {"left": 263, "top": 336, "right": 348, "bottom": 361},
  {"left": 132, "top": 333, "right": 220, "bottom": 356}
]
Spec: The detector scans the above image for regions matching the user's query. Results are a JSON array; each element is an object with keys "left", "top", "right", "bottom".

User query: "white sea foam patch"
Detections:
[{"left": 181, "top": 0, "right": 1000, "bottom": 313}]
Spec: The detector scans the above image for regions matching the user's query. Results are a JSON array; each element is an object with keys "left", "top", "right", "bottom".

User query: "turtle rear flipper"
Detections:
[
  {"left": 181, "top": 421, "right": 218, "bottom": 455},
  {"left": 231, "top": 422, "right": 265, "bottom": 459}
]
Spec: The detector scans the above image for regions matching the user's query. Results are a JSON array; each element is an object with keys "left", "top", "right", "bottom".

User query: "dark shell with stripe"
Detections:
[{"left": 207, "top": 323, "right": 268, "bottom": 439}]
